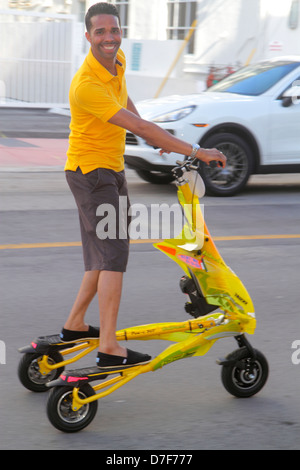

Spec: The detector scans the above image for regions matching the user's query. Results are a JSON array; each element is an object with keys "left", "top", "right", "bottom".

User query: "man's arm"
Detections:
[
  {"left": 108, "top": 107, "right": 226, "bottom": 167},
  {"left": 127, "top": 96, "right": 141, "bottom": 117}
]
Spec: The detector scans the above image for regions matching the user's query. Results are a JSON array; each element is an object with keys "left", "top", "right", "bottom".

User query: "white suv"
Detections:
[{"left": 124, "top": 57, "right": 300, "bottom": 196}]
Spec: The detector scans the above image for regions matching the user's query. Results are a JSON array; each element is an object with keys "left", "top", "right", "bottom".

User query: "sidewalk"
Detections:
[{"left": 0, "top": 137, "right": 68, "bottom": 171}]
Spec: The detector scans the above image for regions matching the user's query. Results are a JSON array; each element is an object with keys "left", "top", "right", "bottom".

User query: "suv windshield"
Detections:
[{"left": 207, "top": 61, "right": 300, "bottom": 96}]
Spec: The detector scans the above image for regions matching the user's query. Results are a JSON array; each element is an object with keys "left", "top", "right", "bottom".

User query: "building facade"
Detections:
[{"left": 1, "top": 0, "right": 299, "bottom": 104}]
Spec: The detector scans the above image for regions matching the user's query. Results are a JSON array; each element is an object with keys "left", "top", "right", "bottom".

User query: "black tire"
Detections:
[
  {"left": 200, "top": 133, "right": 254, "bottom": 196},
  {"left": 18, "top": 352, "right": 65, "bottom": 393},
  {"left": 136, "top": 169, "right": 175, "bottom": 184},
  {"left": 221, "top": 348, "right": 269, "bottom": 398},
  {"left": 47, "top": 384, "right": 98, "bottom": 433}
]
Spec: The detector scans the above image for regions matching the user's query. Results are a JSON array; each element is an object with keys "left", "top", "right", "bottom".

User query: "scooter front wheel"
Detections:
[
  {"left": 47, "top": 384, "right": 98, "bottom": 433},
  {"left": 221, "top": 348, "right": 268, "bottom": 398},
  {"left": 18, "top": 352, "right": 65, "bottom": 392}
]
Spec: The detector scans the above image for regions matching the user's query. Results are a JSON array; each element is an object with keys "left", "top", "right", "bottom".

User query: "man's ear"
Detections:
[{"left": 85, "top": 31, "right": 91, "bottom": 44}]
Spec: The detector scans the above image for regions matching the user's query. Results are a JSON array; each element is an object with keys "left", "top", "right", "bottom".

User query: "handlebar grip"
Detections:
[{"left": 210, "top": 160, "right": 224, "bottom": 168}]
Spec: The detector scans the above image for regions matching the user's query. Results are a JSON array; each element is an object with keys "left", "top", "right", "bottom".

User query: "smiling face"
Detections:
[{"left": 85, "top": 14, "right": 122, "bottom": 71}]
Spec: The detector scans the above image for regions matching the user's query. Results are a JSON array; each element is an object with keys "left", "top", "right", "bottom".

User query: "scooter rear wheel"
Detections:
[
  {"left": 47, "top": 384, "right": 98, "bottom": 433},
  {"left": 18, "top": 352, "right": 64, "bottom": 393},
  {"left": 221, "top": 348, "right": 268, "bottom": 398}
]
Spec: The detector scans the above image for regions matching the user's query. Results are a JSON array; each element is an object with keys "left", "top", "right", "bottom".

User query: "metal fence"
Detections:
[{"left": 0, "top": 9, "right": 76, "bottom": 108}]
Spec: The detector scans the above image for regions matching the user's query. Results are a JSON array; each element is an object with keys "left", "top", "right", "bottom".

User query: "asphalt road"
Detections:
[
  {"left": 1, "top": 168, "right": 300, "bottom": 451},
  {"left": 1, "top": 108, "right": 300, "bottom": 451},
  {"left": 0, "top": 107, "right": 70, "bottom": 139}
]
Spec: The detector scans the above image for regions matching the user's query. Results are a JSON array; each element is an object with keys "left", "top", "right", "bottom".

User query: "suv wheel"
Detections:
[{"left": 200, "top": 133, "right": 254, "bottom": 196}]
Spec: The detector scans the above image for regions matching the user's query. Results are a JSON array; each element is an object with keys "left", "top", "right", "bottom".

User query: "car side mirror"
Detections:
[{"left": 282, "top": 84, "right": 300, "bottom": 107}]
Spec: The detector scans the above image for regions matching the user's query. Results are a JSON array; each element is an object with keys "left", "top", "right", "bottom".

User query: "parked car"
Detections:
[{"left": 124, "top": 56, "right": 300, "bottom": 196}]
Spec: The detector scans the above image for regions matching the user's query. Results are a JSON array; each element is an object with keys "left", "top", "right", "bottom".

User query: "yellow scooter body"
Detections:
[{"left": 154, "top": 174, "right": 256, "bottom": 336}]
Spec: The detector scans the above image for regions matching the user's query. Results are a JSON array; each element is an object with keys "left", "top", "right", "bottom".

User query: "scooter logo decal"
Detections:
[{"left": 177, "top": 254, "right": 206, "bottom": 270}]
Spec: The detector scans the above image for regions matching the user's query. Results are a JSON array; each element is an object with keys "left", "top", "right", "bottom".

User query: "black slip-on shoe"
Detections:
[
  {"left": 96, "top": 348, "right": 151, "bottom": 369},
  {"left": 60, "top": 326, "right": 100, "bottom": 342}
]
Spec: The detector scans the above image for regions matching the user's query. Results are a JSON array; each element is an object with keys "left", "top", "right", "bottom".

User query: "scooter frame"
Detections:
[
  {"left": 19, "top": 158, "right": 268, "bottom": 431},
  {"left": 49, "top": 323, "right": 256, "bottom": 409}
]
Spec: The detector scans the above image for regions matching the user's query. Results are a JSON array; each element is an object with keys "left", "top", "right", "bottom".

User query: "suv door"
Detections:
[{"left": 269, "top": 77, "right": 300, "bottom": 164}]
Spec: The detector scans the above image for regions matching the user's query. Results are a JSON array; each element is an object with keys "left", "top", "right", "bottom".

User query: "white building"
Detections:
[{"left": 0, "top": 0, "right": 299, "bottom": 105}]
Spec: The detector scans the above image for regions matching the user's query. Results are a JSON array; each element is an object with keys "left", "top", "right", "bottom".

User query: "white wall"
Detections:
[
  {"left": 123, "top": 38, "right": 203, "bottom": 101},
  {"left": 121, "top": 39, "right": 183, "bottom": 77},
  {"left": 259, "top": 0, "right": 300, "bottom": 59},
  {"left": 128, "top": 0, "right": 168, "bottom": 41},
  {"left": 193, "top": 0, "right": 260, "bottom": 67}
]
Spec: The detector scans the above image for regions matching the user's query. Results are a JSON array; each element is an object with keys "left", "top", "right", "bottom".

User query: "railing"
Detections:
[{"left": 0, "top": 9, "right": 76, "bottom": 108}]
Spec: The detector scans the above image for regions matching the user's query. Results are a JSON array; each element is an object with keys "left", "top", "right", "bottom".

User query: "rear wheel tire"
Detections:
[{"left": 18, "top": 352, "right": 64, "bottom": 392}]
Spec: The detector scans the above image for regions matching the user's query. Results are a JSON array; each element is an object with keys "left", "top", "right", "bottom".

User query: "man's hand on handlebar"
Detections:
[
  {"left": 196, "top": 148, "right": 226, "bottom": 168},
  {"left": 158, "top": 146, "right": 226, "bottom": 168}
]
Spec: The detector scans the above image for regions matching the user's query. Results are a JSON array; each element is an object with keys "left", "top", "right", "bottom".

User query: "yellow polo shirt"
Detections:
[{"left": 65, "top": 48, "right": 128, "bottom": 173}]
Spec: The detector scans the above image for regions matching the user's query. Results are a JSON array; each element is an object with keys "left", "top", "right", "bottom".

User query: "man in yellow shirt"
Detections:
[
  {"left": 65, "top": 47, "right": 127, "bottom": 174},
  {"left": 61, "top": 2, "right": 226, "bottom": 369}
]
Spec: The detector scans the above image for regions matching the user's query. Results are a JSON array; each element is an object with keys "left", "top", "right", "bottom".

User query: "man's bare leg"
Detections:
[
  {"left": 97, "top": 270, "right": 126, "bottom": 357},
  {"left": 64, "top": 270, "right": 99, "bottom": 331}
]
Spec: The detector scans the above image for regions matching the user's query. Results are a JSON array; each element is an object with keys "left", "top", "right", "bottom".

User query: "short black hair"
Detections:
[{"left": 85, "top": 2, "right": 121, "bottom": 32}]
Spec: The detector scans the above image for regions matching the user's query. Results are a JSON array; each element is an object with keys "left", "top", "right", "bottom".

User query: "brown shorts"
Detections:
[{"left": 66, "top": 167, "right": 130, "bottom": 272}]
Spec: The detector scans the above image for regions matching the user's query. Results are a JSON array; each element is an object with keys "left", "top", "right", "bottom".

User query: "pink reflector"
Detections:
[{"left": 67, "top": 376, "right": 88, "bottom": 383}]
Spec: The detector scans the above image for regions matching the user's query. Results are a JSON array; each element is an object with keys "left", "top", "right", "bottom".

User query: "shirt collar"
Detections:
[{"left": 86, "top": 48, "right": 124, "bottom": 83}]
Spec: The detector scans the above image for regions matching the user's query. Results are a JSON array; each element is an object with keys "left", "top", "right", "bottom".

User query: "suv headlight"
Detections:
[{"left": 152, "top": 105, "right": 196, "bottom": 123}]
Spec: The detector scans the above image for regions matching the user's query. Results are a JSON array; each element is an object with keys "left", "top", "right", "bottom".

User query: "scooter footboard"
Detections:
[{"left": 47, "top": 367, "right": 108, "bottom": 388}]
